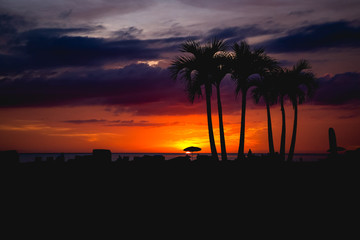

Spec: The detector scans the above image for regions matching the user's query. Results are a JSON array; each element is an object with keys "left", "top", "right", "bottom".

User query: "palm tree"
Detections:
[
  {"left": 285, "top": 60, "right": 317, "bottom": 162},
  {"left": 251, "top": 70, "right": 280, "bottom": 156},
  {"left": 276, "top": 68, "right": 288, "bottom": 161},
  {"left": 169, "top": 39, "right": 227, "bottom": 161},
  {"left": 230, "top": 41, "right": 278, "bottom": 160},
  {"left": 210, "top": 53, "right": 231, "bottom": 161}
]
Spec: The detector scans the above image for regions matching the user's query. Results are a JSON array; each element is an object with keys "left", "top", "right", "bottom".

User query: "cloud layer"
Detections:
[
  {"left": 0, "top": 17, "right": 189, "bottom": 74},
  {"left": 261, "top": 21, "right": 360, "bottom": 53},
  {"left": 1, "top": 6, "right": 360, "bottom": 115},
  {"left": 313, "top": 72, "right": 360, "bottom": 105},
  {"left": 0, "top": 63, "right": 181, "bottom": 107}
]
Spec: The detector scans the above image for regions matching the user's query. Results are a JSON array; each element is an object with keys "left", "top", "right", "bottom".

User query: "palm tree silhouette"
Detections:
[
  {"left": 277, "top": 68, "right": 288, "bottom": 161},
  {"left": 230, "top": 41, "right": 277, "bottom": 160},
  {"left": 252, "top": 68, "right": 280, "bottom": 157},
  {"left": 210, "top": 52, "right": 231, "bottom": 161},
  {"left": 169, "top": 39, "right": 227, "bottom": 161},
  {"left": 285, "top": 60, "right": 317, "bottom": 161}
]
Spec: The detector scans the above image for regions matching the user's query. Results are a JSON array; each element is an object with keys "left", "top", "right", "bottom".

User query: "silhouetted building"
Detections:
[
  {"left": 35, "top": 156, "right": 42, "bottom": 163},
  {"left": 166, "top": 155, "right": 190, "bottom": 167},
  {"left": 55, "top": 153, "right": 65, "bottom": 163},
  {"left": 133, "top": 155, "right": 165, "bottom": 166},
  {"left": 92, "top": 149, "right": 112, "bottom": 164},
  {"left": 194, "top": 154, "right": 217, "bottom": 165},
  {"left": 0, "top": 150, "right": 19, "bottom": 167}
]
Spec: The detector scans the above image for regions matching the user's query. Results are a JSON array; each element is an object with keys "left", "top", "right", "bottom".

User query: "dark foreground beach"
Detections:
[
  {"left": 1, "top": 149, "right": 359, "bottom": 181},
  {"left": 2, "top": 149, "right": 359, "bottom": 211},
  {"left": 1, "top": 149, "right": 359, "bottom": 237}
]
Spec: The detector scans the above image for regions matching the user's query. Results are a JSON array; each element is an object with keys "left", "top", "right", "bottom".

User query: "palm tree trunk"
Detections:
[
  {"left": 266, "top": 101, "right": 275, "bottom": 156},
  {"left": 287, "top": 103, "right": 298, "bottom": 161},
  {"left": 280, "top": 97, "right": 286, "bottom": 161},
  {"left": 237, "top": 88, "right": 247, "bottom": 160},
  {"left": 205, "top": 83, "right": 219, "bottom": 161},
  {"left": 216, "top": 84, "right": 227, "bottom": 161}
]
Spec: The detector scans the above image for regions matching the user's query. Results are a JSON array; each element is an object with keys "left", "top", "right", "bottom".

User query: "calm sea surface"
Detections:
[{"left": 19, "top": 152, "right": 328, "bottom": 163}]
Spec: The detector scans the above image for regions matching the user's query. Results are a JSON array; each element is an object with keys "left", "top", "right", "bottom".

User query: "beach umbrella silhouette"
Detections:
[{"left": 183, "top": 146, "right": 201, "bottom": 160}]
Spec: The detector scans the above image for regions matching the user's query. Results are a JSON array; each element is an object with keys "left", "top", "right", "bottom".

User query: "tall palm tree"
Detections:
[
  {"left": 276, "top": 68, "right": 288, "bottom": 161},
  {"left": 286, "top": 60, "right": 317, "bottom": 162},
  {"left": 169, "top": 39, "right": 227, "bottom": 161},
  {"left": 210, "top": 53, "right": 231, "bottom": 161},
  {"left": 230, "top": 41, "right": 278, "bottom": 160},
  {"left": 251, "top": 70, "right": 280, "bottom": 156}
]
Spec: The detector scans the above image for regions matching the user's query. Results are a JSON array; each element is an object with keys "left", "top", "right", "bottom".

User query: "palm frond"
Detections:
[
  {"left": 168, "top": 55, "right": 196, "bottom": 81},
  {"left": 293, "top": 59, "right": 311, "bottom": 73},
  {"left": 170, "top": 38, "right": 228, "bottom": 103},
  {"left": 180, "top": 40, "right": 201, "bottom": 55},
  {"left": 231, "top": 40, "right": 280, "bottom": 97},
  {"left": 186, "top": 74, "right": 203, "bottom": 103},
  {"left": 282, "top": 59, "right": 317, "bottom": 107}
]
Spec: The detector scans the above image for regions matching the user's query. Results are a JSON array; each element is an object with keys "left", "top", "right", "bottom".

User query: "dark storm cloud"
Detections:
[
  {"left": 0, "top": 12, "right": 34, "bottom": 33},
  {"left": 178, "top": 0, "right": 360, "bottom": 13},
  {"left": 262, "top": 21, "right": 360, "bottom": 53},
  {"left": 0, "top": 62, "right": 240, "bottom": 116},
  {"left": 0, "top": 24, "right": 100, "bottom": 73},
  {"left": 0, "top": 63, "right": 183, "bottom": 108},
  {"left": 19, "top": 27, "right": 97, "bottom": 39},
  {"left": 0, "top": 25, "right": 189, "bottom": 75},
  {"left": 0, "top": 12, "right": 33, "bottom": 51},
  {"left": 21, "top": 36, "right": 157, "bottom": 67},
  {"left": 0, "top": 13, "right": 23, "bottom": 36},
  {"left": 313, "top": 72, "right": 360, "bottom": 105}
]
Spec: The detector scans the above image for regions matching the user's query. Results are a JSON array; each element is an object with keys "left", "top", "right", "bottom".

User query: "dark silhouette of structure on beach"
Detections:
[
  {"left": 1, "top": 139, "right": 359, "bottom": 173},
  {"left": 327, "top": 127, "right": 345, "bottom": 157},
  {"left": 0, "top": 150, "right": 19, "bottom": 167},
  {"left": 93, "top": 149, "right": 112, "bottom": 164}
]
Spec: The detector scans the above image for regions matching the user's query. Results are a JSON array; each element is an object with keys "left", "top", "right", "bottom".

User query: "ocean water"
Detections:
[{"left": 18, "top": 152, "right": 328, "bottom": 163}]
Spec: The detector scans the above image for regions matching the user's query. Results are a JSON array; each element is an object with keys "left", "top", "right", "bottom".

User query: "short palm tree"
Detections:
[
  {"left": 230, "top": 41, "right": 278, "bottom": 160},
  {"left": 285, "top": 60, "right": 317, "bottom": 161},
  {"left": 169, "top": 39, "right": 227, "bottom": 161}
]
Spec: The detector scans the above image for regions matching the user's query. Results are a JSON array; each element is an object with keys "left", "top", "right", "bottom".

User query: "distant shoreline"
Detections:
[{"left": 17, "top": 152, "right": 328, "bottom": 163}]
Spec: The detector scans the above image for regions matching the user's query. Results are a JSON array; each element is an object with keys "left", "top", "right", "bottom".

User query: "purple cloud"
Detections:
[
  {"left": 261, "top": 20, "right": 360, "bottom": 53},
  {"left": 0, "top": 61, "right": 245, "bottom": 116},
  {"left": 313, "top": 72, "right": 360, "bottom": 105},
  {"left": 63, "top": 119, "right": 107, "bottom": 124},
  {"left": 0, "top": 63, "right": 184, "bottom": 108},
  {"left": 112, "top": 27, "right": 143, "bottom": 40},
  {"left": 0, "top": 23, "right": 192, "bottom": 75},
  {"left": 206, "top": 25, "right": 280, "bottom": 42},
  {"left": 62, "top": 118, "right": 176, "bottom": 127}
]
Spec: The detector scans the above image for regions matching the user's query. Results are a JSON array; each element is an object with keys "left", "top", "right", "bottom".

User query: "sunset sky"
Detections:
[{"left": 1, "top": 0, "right": 359, "bottom": 154}]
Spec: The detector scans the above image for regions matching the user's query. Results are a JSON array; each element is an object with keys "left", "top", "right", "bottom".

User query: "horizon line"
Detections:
[{"left": 16, "top": 152, "right": 328, "bottom": 155}]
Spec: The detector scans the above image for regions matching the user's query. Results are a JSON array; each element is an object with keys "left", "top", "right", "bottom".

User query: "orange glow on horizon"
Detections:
[{"left": 0, "top": 104, "right": 359, "bottom": 155}]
